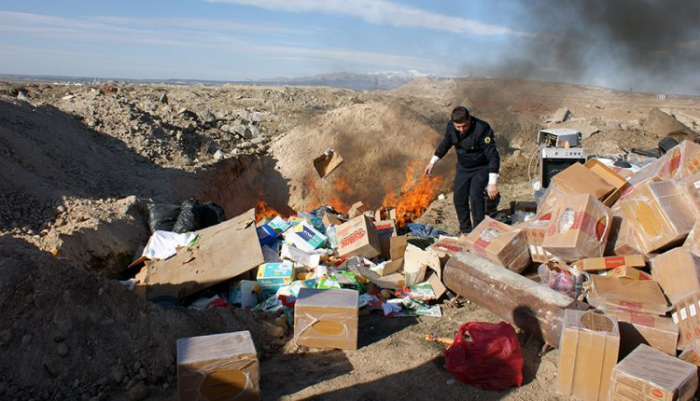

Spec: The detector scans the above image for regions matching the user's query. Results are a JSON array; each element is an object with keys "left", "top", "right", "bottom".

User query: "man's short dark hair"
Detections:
[{"left": 451, "top": 106, "right": 470, "bottom": 123}]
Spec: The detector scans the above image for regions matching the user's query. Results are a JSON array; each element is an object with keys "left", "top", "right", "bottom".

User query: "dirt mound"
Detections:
[{"left": 643, "top": 108, "right": 698, "bottom": 141}]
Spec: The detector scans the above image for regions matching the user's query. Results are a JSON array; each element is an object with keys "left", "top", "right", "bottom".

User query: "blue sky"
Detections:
[{"left": 1, "top": 1, "right": 699, "bottom": 94}]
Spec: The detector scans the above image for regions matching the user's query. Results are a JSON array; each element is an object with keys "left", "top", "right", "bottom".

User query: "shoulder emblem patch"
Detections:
[{"left": 484, "top": 137, "right": 492, "bottom": 144}]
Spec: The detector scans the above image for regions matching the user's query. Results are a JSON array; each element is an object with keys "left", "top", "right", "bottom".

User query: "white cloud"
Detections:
[{"left": 205, "top": 0, "right": 532, "bottom": 36}]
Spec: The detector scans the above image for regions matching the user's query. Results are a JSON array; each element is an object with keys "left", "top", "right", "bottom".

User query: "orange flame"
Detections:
[
  {"left": 381, "top": 162, "right": 443, "bottom": 226},
  {"left": 328, "top": 177, "right": 352, "bottom": 213},
  {"left": 255, "top": 200, "right": 281, "bottom": 221}
]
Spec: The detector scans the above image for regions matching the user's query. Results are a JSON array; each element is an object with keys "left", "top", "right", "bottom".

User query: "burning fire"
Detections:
[
  {"left": 328, "top": 177, "right": 352, "bottom": 212},
  {"left": 382, "top": 162, "right": 443, "bottom": 226},
  {"left": 255, "top": 200, "right": 283, "bottom": 221}
]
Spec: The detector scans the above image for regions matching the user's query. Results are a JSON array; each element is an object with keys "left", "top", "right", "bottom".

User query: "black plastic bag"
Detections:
[
  {"left": 173, "top": 199, "right": 201, "bottom": 233},
  {"left": 198, "top": 201, "right": 226, "bottom": 228},
  {"left": 147, "top": 203, "right": 181, "bottom": 233}
]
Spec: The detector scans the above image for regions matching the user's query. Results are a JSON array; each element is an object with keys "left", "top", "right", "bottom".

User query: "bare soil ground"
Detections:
[{"left": 1, "top": 78, "right": 699, "bottom": 400}]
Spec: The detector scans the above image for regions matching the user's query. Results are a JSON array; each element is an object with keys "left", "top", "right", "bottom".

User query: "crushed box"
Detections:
[
  {"left": 584, "top": 158, "right": 630, "bottom": 207},
  {"left": 651, "top": 247, "right": 700, "bottom": 305},
  {"left": 336, "top": 215, "right": 381, "bottom": 259},
  {"left": 542, "top": 194, "right": 611, "bottom": 261},
  {"left": 573, "top": 255, "right": 646, "bottom": 272},
  {"left": 557, "top": 309, "right": 620, "bottom": 401},
  {"left": 608, "top": 310, "right": 678, "bottom": 356},
  {"left": 294, "top": 288, "right": 359, "bottom": 350},
  {"left": 463, "top": 216, "right": 530, "bottom": 272},
  {"left": 177, "top": 331, "right": 259, "bottom": 401},
  {"left": 610, "top": 344, "right": 698, "bottom": 401},
  {"left": 587, "top": 275, "right": 669, "bottom": 316},
  {"left": 403, "top": 243, "right": 441, "bottom": 286}
]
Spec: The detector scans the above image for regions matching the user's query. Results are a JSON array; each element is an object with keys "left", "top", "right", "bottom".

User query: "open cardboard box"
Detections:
[{"left": 313, "top": 148, "right": 343, "bottom": 179}]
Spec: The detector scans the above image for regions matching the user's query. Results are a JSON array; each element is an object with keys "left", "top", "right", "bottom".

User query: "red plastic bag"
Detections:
[{"left": 444, "top": 321, "right": 523, "bottom": 391}]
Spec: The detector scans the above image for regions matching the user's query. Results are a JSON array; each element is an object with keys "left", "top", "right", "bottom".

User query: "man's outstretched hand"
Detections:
[
  {"left": 424, "top": 163, "right": 434, "bottom": 176},
  {"left": 487, "top": 183, "right": 498, "bottom": 200}
]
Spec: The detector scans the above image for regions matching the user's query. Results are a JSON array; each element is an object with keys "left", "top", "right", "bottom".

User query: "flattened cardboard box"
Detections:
[
  {"left": 463, "top": 216, "right": 530, "bottom": 272},
  {"left": 672, "top": 291, "right": 700, "bottom": 350},
  {"left": 551, "top": 161, "right": 616, "bottom": 201},
  {"left": 587, "top": 275, "right": 669, "bottom": 316},
  {"left": 313, "top": 148, "right": 343, "bottom": 179},
  {"left": 542, "top": 194, "right": 611, "bottom": 261},
  {"left": 610, "top": 344, "right": 698, "bottom": 401},
  {"left": 557, "top": 310, "right": 620, "bottom": 401},
  {"left": 336, "top": 215, "right": 381, "bottom": 259},
  {"left": 177, "top": 331, "right": 260, "bottom": 401},
  {"left": 618, "top": 180, "right": 697, "bottom": 254},
  {"left": 294, "top": 288, "right": 359, "bottom": 350},
  {"left": 135, "top": 209, "right": 264, "bottom": 301},
  {"left": 573, "top": 255, "right": 646, "bottom": 272},
  {"left": 651, "top": 247, "right": 700, "bottom": 305},
  {"left": 522, "top": 210, "right": 554, "bottom": 263},
  {"left": 608, "top": 310, "right": 678, "bottom": 357},
  {"left": 403, "top": 243, "right": 441, "bottom": 286}
]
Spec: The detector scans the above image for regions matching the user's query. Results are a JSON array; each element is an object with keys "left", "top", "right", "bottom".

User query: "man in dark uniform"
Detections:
[{"left": 424, "top": 106, "right": 500, "bottom": 234}]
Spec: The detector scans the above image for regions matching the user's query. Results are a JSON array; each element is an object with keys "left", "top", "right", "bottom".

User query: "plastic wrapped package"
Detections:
[
  {"left": 617, "top": 179, "right": 698, "bottom": 254},
  {"left": 541, "top": 194, "right": 612, "bottom": 261},
  {"left": 677, "top": 172, "right": 700, "bottom": 217},
  {"left": 462, "top": 216, "right": 530, "bottom": 273},
  {"left": 522, "top": 209, "right": 554, "bottom": 262},
  {"left": 627, "top": 140, "right": 700, "bottom": 188},
  {"left": 610, "top": 344, "right": 698, "bottom": 401},
  {"left": 685, "top": 221, "right": 700, "bottom": 259},
  {"left": 536, "top": 183, "right": 567, "bottom": 214},
  {"left": 586, "top": 275, "right": 669, "bottom": 316},
  {"left": 293, "top": 288, "right": 359, "bottom": 350},
  {"left": 537, "top": 261, "right": 587, "bottom": 298},
  {"left": 650, "top": 247, "right": 700, "bottom": 305},
  {"left": 177, "top": 331, "right": 259, "bottom": 401}
]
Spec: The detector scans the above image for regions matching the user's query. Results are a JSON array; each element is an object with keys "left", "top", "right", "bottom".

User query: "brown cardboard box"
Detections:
[
  {"left": 336, "top": 215, "right": 381, "bottom": 259},
  {"left": 608, "top": 310, "right": 678, "bottom": 356},
  {"left": 584, "top": 158, "right": 630, "bottom": 207},
  {"left": 134, "top": 209, "right": 265, "bottom": 301},
  {"left": 609, "top": 210, "right": 644, "bottom": 256},
  {"left": 573, "top": 255, "right": 646, "bottom": 272},
  {"left": 618, "top": 180, "right": 698, "bottom": 254},
  {"left": 610, "top": 344, "right": 698, "bottom": 401},
  {"left": 403, "top": 243, "right": 441, "bottom": 286},
  {"left": 651, "top": 247, "right": 700, "bottom": 305},
  {"left": 374, "top": 207, "right": 397, "bottom": 222},
  {"left": 542, "top": 194, "right": 612, "bottom": 261},
  {"left": 672, "top": 291, "right": 700, "bottom": 350},
  {"left": 463, "top": 216, "right": 530, "bottom": 272},
  {"left": 602, "top": 265, "right": 653, "bottom": 281},
  {"left": 313, "top": 148, "right": 343, "bottom": 178},
  {"left": 294, "top": 288, "right": 358, "bottom": 350},
  {"left": 557, "top": 310, "right": 620, "bottom": 401},
  {"left": 551, "top": 161, "right": 616, "bottom": 201},
  {"left": 678, "top": 173, "right": 700, "bottom": 217},
  {"left": 522, "top": 210, "right": 554, "bottom": 263},
  {"left": 587, "top": 275, "right": 669, "bottom": 316},
  {"left": 428, "top": 237, "right": 470, "bottom": 266},
  {"left": 685, "top": 222, "right": 700, "bottom": 259},
  {"left": 374, "top": 219, "right": 397, "bottom": 260},
  {"left": 321, "top": 212, "right": 343, "bottom": 228},
  {"left": 177, "top": 331, "right": 260, "bottom": 401},
  {"left": 679, "top": 339, "right": 700, "bottom": 366},
  {"left": 347, "top": 202, "right": 365, "bottom": 219}
]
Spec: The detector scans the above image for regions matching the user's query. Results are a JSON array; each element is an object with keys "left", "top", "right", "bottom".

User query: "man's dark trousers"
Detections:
[{"left": 454, "top": 165, "right": 488, "bottom": 233}]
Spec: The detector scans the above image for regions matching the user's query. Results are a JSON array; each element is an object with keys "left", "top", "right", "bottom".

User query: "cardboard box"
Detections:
[
  {"left": 678, "top": 173, "right": 700, "bottom": 217},
  {"left": 601, "top": 265, "right": 653, "bottom": 280},
  {"left": 551, "top": 161, "right": 616, "bottom": 201},
  {"left": 587, "top": 275, "right": 669, "bottom": 316},
  {"left": 321, "top": 211, "right": 343, "bottom": 228},
  {"left": 294, "top": 288, "right": 358, "bottom": 350},
  {"left": 678, "top": 339, "right": 700, "bottom": 366},
  {"left": 177, "top": 331, "right": 259, "bottom": 401},
  {"left": 557, "top": 309, "right": 620, "bottom": 401},
  {"left": 651, "top": 247, "right": 700, "bottom": 305},
  {"left": 336, "top": 215, "right": 381, "bottom": 259},
  {"left": 374, "top": 207, "right": 397, "bottom": 222},
  {"left": 522, "top": 210, "right": 554, "bottom": 263},
  {"left": 685, "top": 222, "right": 700, "bottom": 258},
  {"left": 135, "top": 209, "right": 265, "bottom": 301},
  {"left": 313, "top": 148, "right": 343, "bottom": 178},
  {"left": 672, "top": 291, "right": 700, "bottom": 350},
  {"left": 428, "top": 237, "right": 470, "bottom": 265},
  {"left": 584, "top": 158, "right": 630, "bottom": 207},
  {"left": 283, "top": 221, "right": 327, "bottom": 253},
  {"left": 542, "top": 194, "right": 612, "bottom": 261},
  {"left": 463, "top": 216, "right": 530, "bottom": 272},
  {"left": 608, "top": 210, "right": 644, "bottom": 256},
  {"left": 403, "top": 243, "right": 441, "bottom": 286},
  {"left": 573, "top": 255, "right": 646, "bottom": 272},
  {"left": 256, "top": 261, "right": 294, "bottom": 285},
  {"left": 280, "top": 244, "right": 320, "bottom": 268},
  {"left": 610, "top": 344, "right": 698, "bottom": 401},
  {"left": 374, "top": 219, "right": 397, "bottom": 260},
  {"left": 608, "top": 310, "right": 678, "bottom": 356},
  {"left": 618, "top": 180, "right": 698, "bottom": 254},
  {"left": 347, "top": 202, "right": 365, "bottom": 219}
]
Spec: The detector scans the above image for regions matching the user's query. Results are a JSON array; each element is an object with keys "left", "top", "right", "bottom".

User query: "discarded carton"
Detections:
[
  {"left": 280, "top": 244, "right": 320, "bottom": 268},
  {"left": 542, "top": 194, "right": 611, "bottom": 261},
  {"left": 679, "top": 339, "right": 700, "bottom": 366},
  {"left": 573, "top": 255, "right": 646, "bottom": 272},
  {"left": 587, "top": 275, "right": 669, "bottom": 316},
  {"left": 608, "top": 210, "right": 644, "bottom": 256},
  {"left": 428, "top": 237, "right": 470, "bottom": 265},
  {"left": 463, "top": 216, "right": 530, "bottom": 273},
  {"left": 557, "top": 310, "right": 620, "bottom": 401},
  {"left": 610, "top": 344, "right": 698, "bottom": 401},
  {"left": 256, "top": 261, "right": 294, "bottom": 285},
  {"left": 651, "top": 247, "right": 700, "bottom": 305},
  {"left": 134, "top": 209, "right": 264, "bottom": 301},
  {"left": 584, "top": 158, "right": 630, "bottom": 207},
  {"left": 522, "top": 210, "right": 554, "bottom": 263},
  {"left": 403, "top": 243, "right": 441, "bottom": 286},
  {"left": 294, "top": 288, "right": 359, "bottom": 350},
  {"left": 627, "top": 140, "right": 700, "bottom": 189},
  {"left": 374, "top": 219, "right": 397, "bottom": 260},
  {"left": 618, "top": 180, "right": 698, "bottom": 254},
  {"left": 550, "top": 161, "right": 616, "bottom": 201},
  {"left": 321, "top": 212, "right": 343, "bottom": 228},
  {"left": 347, "top": 202, "right": 365, "bottom": 219},
  {"left": 374, "top": 207, "right": 397, "bottom": 222},
  {"left": 336, "top": 215, "right": 381, "bottom": 259},
  {"left": 672, "top": 291, "right": 700, "bottom": 350},
  {"left": 608, "top": 310, "right": 678, "bottom": 356},
  {"left": 283, "top": 222, "right": 327, "bottom": 253},
  {"left": 678, "top": 173, "right": 700, "bottom": 217},
  {"left": 601, "top": 265, "right": 653, "bottom": 280},
  {"left": 687, "top": 222, "right": 700, "bottom": 259},
  {"left": 313, "top": 148, "right": 343, "bottom": 178},
  {"left": 177, "top": 331, "right": 259, "bottom": 401}
]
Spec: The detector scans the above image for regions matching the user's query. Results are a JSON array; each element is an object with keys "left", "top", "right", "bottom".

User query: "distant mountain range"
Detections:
[{"left": 0, "top": 70, "right": 430, "bottom": 91}]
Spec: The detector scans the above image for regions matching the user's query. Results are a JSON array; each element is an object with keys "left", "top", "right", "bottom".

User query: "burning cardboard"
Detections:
[{"left": 463, "top": 216, "right": 530, "bottom": 273}]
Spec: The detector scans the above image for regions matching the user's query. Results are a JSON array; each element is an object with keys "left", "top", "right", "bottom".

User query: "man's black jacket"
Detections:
[{"left": 434, "top": 117, "right": 500, "bottom": 174}]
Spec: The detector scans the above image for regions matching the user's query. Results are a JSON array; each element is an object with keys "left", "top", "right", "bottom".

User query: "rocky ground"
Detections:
[{"left": 1, "top": 77, "right": 699, "bottom": 400}]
